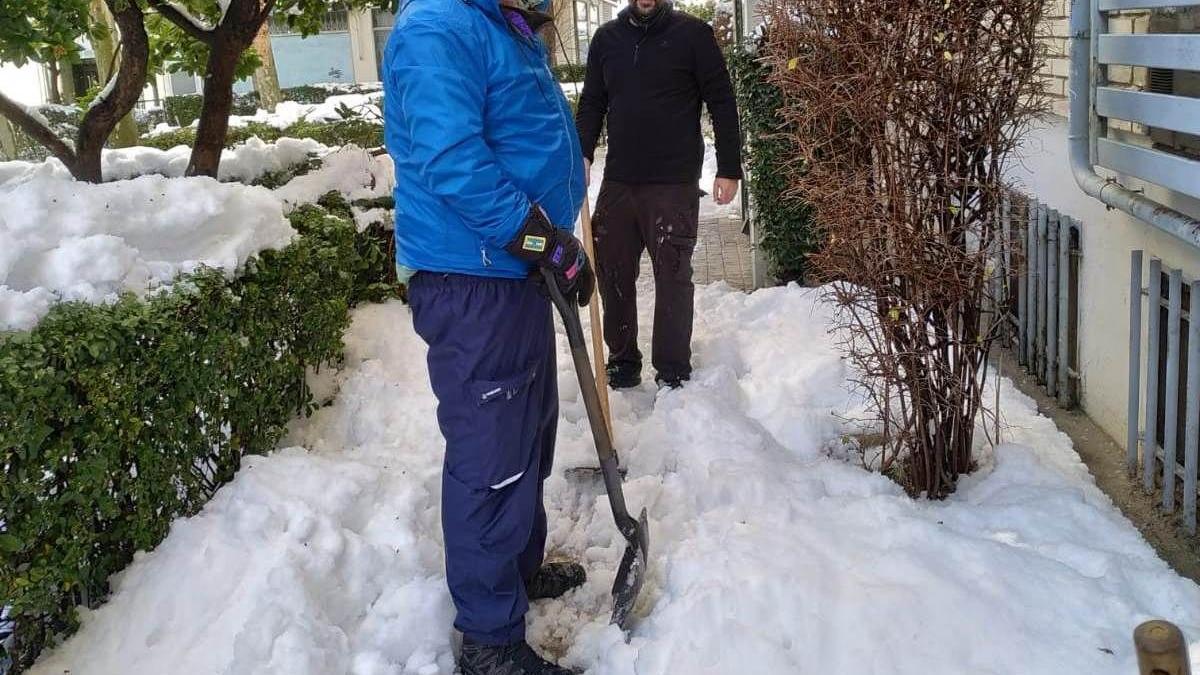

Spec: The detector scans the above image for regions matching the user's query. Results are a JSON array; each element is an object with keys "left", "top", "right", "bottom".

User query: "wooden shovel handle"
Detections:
[{"left": 579, "top": 193, "right": 613, "bottom": 435}]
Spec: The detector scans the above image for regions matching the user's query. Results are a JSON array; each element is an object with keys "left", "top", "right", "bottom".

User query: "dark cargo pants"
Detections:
[
  {"left": 591, "top": 181, "right": 700, "bottom": 381},
  {"left": 408, "top": 272, "right": 557, "bottom": 646}
]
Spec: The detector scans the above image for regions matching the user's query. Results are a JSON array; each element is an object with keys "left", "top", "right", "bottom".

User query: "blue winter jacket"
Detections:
[{"left": 383, "top": 0, "right": 586, "bottom": 279}]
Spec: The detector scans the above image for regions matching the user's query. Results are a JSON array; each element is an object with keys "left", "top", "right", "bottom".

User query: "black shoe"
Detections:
[
  {"left": 655, "top": 373, "right": 690, "bottom": 390},
  {"left": 525, "top": 561, "right": 586, "bottom": 601},
  {"left": 606, "top": 361, "right": 641, "bottom": 390},
  {"left": 459, "top": 638, "right": 574, "bottom": 675}
]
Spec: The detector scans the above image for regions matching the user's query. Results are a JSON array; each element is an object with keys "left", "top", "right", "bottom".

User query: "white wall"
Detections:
[
  {"left": 1007, "top": 115, "right": 1200, "bottom": 448},
  {"left": 0, "top": 62, "right": 48, "bottom": 106}
]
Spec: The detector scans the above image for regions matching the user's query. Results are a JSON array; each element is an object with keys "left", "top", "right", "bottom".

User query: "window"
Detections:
[
  {"left": 72, "top": 58, "right": 99, "bottom": 98},
  {"left": 575, "top": 0, "right": 604, "bottom": 61},
  {"left": 372, "top": 10, "right": 396, "bottom": 80}
]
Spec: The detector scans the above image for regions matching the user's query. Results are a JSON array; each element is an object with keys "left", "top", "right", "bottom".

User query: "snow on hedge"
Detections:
[
  {"left": 274, "top": 145, "right": 395, "bottom": 227},
  {"left": 148, "top": 92, "right": 385, "bottom": 137},
  {"left": 26, "top": 283, "right": 1200, "bottom": 674},
  {"left": 0, "top": 137, "right": 328, "bottom": 186},
  {"left": 0, "top": 173, "right": 294, "bottom": 332}
]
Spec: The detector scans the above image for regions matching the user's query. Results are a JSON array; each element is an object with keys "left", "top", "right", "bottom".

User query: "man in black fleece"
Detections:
[{"left": 575, "top": 0, "right": 742, "bottom": 390}]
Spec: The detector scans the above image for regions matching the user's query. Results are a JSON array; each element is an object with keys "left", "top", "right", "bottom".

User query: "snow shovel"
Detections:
[
  {"left": 541, "top": 266, "right": 649, "bottom": 631},
  {"left": 563, "top": 194, "right": 628, "bottom": 482}
]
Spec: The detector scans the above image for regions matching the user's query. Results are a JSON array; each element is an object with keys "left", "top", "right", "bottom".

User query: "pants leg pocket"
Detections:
[
  {"left": 658, "top": 234, "right": 697, "bottom": 283},
  {"left": 445, "top": 365, "right": 542, "bottom": 554}
]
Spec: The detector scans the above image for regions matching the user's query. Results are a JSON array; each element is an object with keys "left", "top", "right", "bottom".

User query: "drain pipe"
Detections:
[{"left": 1067, "top": 0, "right": 1200, "bottom": 248}]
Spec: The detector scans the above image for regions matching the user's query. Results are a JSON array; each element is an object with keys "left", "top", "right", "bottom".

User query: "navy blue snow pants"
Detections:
[{"left": 408, "top": 272, "right": 558, "bottom": 646}]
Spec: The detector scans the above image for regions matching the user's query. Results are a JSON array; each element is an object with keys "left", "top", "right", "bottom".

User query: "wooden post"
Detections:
[
  {"left": 579, "top": 194, "right": 613, "bottom": 436},
  {"left": 1134, "top": 620, "right": 1192, "bottom": 675}
]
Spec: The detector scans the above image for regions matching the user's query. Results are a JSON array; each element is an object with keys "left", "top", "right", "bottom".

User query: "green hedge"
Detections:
[
  {"left": 551, "top": 64, "right": 586, "bottom": 83},
  {"left": 729, "top": 42, "right": 818, "bottom": 284},
  {"left": 141, "top": 118, "right": 384, "bottom": 152},
  {"left": 0, "top": 201, "right": 399, "bottom": 671},
  {"left": 162, "top": 84, "right": 384, "bottom": 128}
]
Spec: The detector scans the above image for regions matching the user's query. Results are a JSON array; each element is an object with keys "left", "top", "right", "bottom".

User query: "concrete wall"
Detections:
[
  {"left": 271, "top": 32, "right": 355, "bottom": 87},
  {"left": 1019, "top": 3, "right": 1200, "bottom": 449},
  {"left": 1007, "top": 115, "right": 1200, "bottom": 450}
]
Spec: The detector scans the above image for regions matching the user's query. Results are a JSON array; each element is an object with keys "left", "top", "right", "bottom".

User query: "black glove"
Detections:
[{"left": 506, "top": 204, "right": 595, "bottom": 307}]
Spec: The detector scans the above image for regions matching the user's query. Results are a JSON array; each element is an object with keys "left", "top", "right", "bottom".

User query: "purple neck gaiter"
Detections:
[{"left": 502, "top": 6, "right": 535, "bottom": 39}]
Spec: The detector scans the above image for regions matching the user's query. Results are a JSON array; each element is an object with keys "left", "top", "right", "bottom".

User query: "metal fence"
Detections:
[
  {"left": 995, "top": 194, "right": 1082, "bottom": 409},
  {"left": 1127, "top": 252, "right": 1200, "bottom": 533}
]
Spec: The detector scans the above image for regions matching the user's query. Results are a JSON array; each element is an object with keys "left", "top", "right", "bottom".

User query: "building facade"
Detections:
[{"left": 1, "top": 1, "right": 621, "bottom": 110}]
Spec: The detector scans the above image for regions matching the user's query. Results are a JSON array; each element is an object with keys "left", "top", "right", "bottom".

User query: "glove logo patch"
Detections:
[
  {"left": 550, "top": 244, "right": 565, "bottom": 266},
  {"left": 522, "top": 235, "right": 548, "bottom": 253}
]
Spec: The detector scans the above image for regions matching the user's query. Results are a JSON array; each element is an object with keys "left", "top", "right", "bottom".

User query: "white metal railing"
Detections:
[{"left": 1068, "top": 0, "right": 1200, "bottom": 247}]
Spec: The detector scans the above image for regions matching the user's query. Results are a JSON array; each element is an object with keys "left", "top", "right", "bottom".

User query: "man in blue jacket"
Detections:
[{"left": 384, "top": 0, "right": 591, "bottom": 672}]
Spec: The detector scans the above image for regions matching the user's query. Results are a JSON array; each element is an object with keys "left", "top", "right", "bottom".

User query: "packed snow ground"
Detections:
[{"left": 28, "top": 277, "right": 1200, "bottom": 674}]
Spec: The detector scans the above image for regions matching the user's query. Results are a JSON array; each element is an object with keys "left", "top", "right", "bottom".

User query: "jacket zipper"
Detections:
[{"left": 634, "top": 29, "right": 649, "bottom": 65}]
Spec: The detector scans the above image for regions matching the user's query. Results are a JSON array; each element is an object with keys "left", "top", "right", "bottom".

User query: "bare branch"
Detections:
[
  {"left": 0, "top": 91, "right": 77, "bottom": 168},
  {"left": 257, "top": 0, "right": 278, "bottom": 25}
]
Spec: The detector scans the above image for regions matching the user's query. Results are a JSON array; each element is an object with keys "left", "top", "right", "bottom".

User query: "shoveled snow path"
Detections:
[{"left": 29, "top": 282, "right": 1200, "bottom": 675}]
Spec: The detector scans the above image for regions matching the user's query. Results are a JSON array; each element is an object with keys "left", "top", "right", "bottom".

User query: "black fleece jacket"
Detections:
[{"left": 575, "top": 4, "right": 743, "bottom": 184}]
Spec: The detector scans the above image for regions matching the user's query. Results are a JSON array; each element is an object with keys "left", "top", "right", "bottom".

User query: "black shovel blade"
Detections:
[{"left": 610, "top": 507, "right": 650, "bottom": 631}]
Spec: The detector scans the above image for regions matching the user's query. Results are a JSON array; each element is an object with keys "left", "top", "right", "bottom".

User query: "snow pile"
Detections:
[
  {"left": 28, "top": 279, "right": 1200, "bottom": 674},
  {"left": 274, "top": 146, "right": 395, "bottom": 228},
  {"left": 228, "top": 92, "right": 384, "bottom": 129},
  {"left": 0, "top": 137, "right": 329, "bottom": 186},
  {"left": 0, "top": 174, "right": 294, "bottom": 332}
]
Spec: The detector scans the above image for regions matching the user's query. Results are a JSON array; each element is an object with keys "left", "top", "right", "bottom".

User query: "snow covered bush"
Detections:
[
  {"left": 0, "top": 202, "right": 397, "bottom": 670},
  {"left": 141, "top": 119, "right": 384, "bottom": 154},
  {"left": 763, "top": 0, "right": 1047, "bottom": 497}
]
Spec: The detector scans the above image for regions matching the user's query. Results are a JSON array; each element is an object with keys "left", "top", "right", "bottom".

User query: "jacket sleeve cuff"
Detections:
[{"left": 496, "top": 199, "right": 535, "bottom": 250}]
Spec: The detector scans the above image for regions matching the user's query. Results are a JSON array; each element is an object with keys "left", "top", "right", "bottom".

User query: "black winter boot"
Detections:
[
  {"left": 655, "top": 372, "right": 689, "bottom": 390},
  {"left": 606, "top": 360, "right": 642, "bottom": 390},
  {"left": 525, "top": 561, "right": 586, "bottom": 601},
  {"left": 459, "top": 638, "right": 574, "bottom": 675}
]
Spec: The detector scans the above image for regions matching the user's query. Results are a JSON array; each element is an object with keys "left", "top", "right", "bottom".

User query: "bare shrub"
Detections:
[{"left": 762, "top": 0, "right": 1048, "bottom": 497}]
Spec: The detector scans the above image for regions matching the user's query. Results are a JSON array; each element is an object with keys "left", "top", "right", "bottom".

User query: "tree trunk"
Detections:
[
  {"left": 0, "top": 115, "right": 17, "bottom": 160},
  {"left": 89, "top": 0, "right": 140, "bottom": 149},
  {"left": 76, "top": 0, "right": 150, "bottom": 180},
  {"left": 251, "top": 21, "right": 283, "bottom": 112},
  {"left": 60, "top": 58, "right": 78, "bottom": 104},
  {"left": 185, "top": 0, "right": 273, "bottom": 178},
  {"left": 186, "top": 41, "right": 245, "bottom": 177},
  {"left": 47, "top": 59, "right": 63, "bottom": 105}
]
